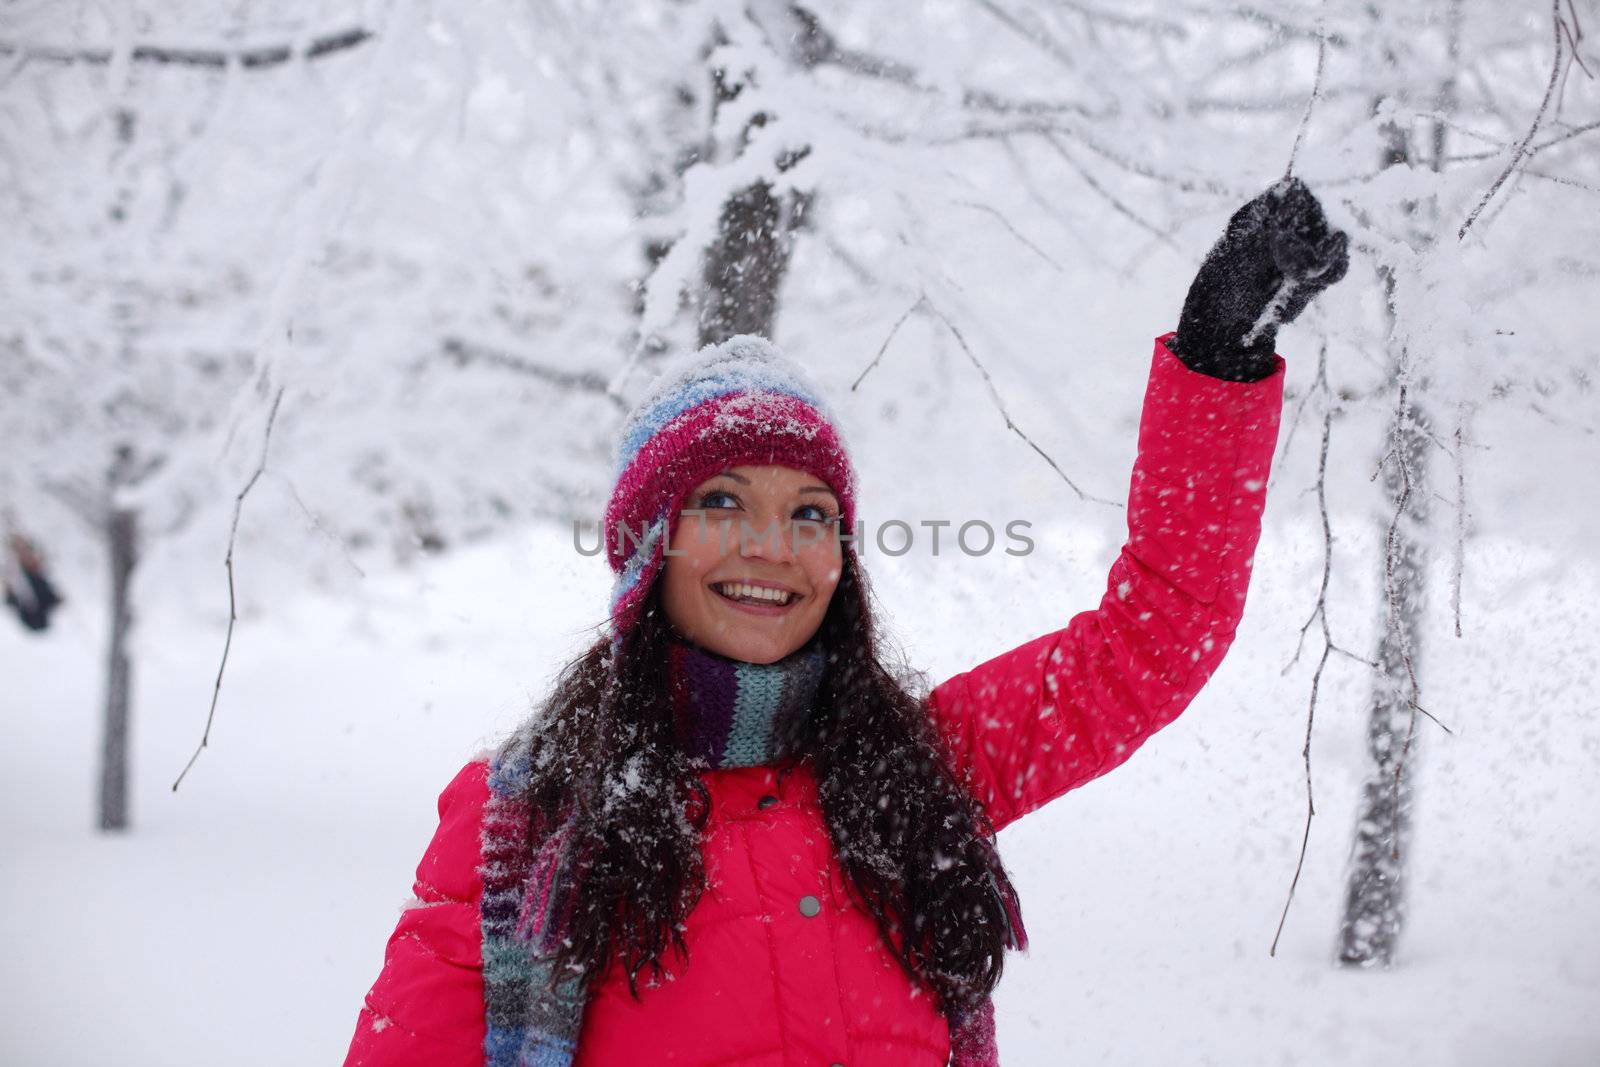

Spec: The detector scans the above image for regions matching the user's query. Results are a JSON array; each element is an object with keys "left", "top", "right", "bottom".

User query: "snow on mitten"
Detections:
[{"left": 1170, "top": 177, "right": 1350, "bottom": 382}]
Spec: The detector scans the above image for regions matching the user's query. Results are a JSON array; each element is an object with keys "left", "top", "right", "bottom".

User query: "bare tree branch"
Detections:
[
  {"left": 1271, "top": 344, "right": 1372, "bottom": 955},
  {"left": 1044, "top": 125, "right": 1240, "bottom": 196},
  {"left": 789, "top": 4, "right": 1111, "bottom": 120},
  {"left": 951, "top": 198, "right": 1067, "bottom": 271},
  {"left": 1284, "top": 34, "right": 1328, "bottom": 179},
  {"left": 923, "top": 298, "right": 1120, "bottom": 507},
  {"left": 262, "top": 469, "right": 366, "bottom": 580},
  {"left": 1173, "top": 3, "right": 1350, "bottom": 48},
  {"left": 442, "top": 337, "right": 628, "bottom": 409},
  {"left": 1445, "top": 119, "right": 1600, "bottom": 162},
  {"left": 1460, "top": 2, "right": 1570, "bottom": 240},
  {"left": 817, "top": 228, "right": 880, "bottom": 288},
  {"left": 998, "top": 138, "right": 1125, "bottom": 275},
  {"left": 851, "top": 296, "right": 925, "bottom": 391},
  {"left": 173, "top": 387, "right": 284, "bottom": 793},
  {"left": 1271, "top": 346, "right": 1334, "bottom": 957},
  {"left": 0, "top": 26, "right": 372, "bottom": 70},
  {"left": 1521, "top": 166, "right": 1600, "bottom": 194},
  {"left": 1041, "top": 135, "right": 1181, "bottom": 248},
  {"left": 969, "top": 0, "right": 1079, "bottom": 71},
  {"left": 1195, "top": 35, "right": 1295, "bottom": 85},
  {"left": 1051, "top": 0, "right": 1189, "bottom": 38},
  {"left": 1557, "top": 2, "right": 1592, "bottom": 78},
  {"left": 1452, "top": 419, "right": 1468, "bottom": 638}
]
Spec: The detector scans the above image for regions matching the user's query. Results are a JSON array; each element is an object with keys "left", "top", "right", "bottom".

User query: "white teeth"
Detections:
[{"left": 716, "top": 582, "right": 794, "bottom": 605}]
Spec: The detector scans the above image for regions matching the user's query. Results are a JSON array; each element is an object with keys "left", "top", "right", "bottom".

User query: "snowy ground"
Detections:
[{"left": 3, "top": 515, "right": 1597, "bottom": 1066}]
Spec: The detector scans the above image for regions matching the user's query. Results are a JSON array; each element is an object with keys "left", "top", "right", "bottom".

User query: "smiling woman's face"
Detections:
[{"left": 661, "top": 464, "right": 844, "bottom": 664}]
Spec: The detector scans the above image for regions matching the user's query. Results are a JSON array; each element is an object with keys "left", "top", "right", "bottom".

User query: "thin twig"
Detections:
[
  {"left": 1271, "top": 643, "right": 1326, "bottom": 956},
  {"left": 1440, "top": 119, "right": 1600, "bottom": 163},
  {"left": 951, "top": 199, "right": 1067, "bottom": 271},
  {"left": 1270, "top": 383, "right": 1316, "bottom": 493},
  {"left": 0, "top": 26, "right": 371, "bottom": 69},
  {"left": 1452, "top": 419, "right": 1467, "bottom": 638},
  {"left": 1172, "top": 2, "right": 1348, "bottom": 47},
  {"left": 923, "top": 299, "right": 1121, "bottom": 507},
  {"left": 1196, "top": 36, "right": 1296, "bottom": 86},
  {"left": 173, "top": 387, "right": 284, "bottom": 792},
  {"left": 1041, "top": 135, "right": 1180, "bottom": 249},
  {"left": 998, "top": 138, "right": 1123, "bottom": 275},
  {"left": 968, "top": 0, "right": 1077, "bottom": 71},
  {"left": 959, "top": 86, "right": 1111, "bottom": 121},
  {"left": 1369, "top": 445, "right": 1395, "bottom": 482},
  {"left": 1052, "top": 0, "right": 1188, "bottom": 39},
  {"left": 443, "top": 337, "right": 627, "bottom": 408},
  {"left": 1460, "top": 2, "right": 1568, "bottom": 240},
  {"left": 1045, "top": 126, "right": 1239, "bottom": 197},
  {"left": 1281, "top": 353, "right": 1372, "bottom": 672},
  {"left": 1558, "top": 2, "right": 1592, "bottom": 78},
  {"left": 1273, "top": 343, "right": 1337, "bottom": 956},
  {"left": 263, "top": 469, "right": 366, "bottom": 580},
  {"left": 1329, "top": 644, "right": 1379, "bottom": 669},
  {"left": 1284, "top": 33, "right": 1328, "bottom": 179},
  {"left": 852, "top": 296, "right": 925, "bottom": 391},
  {"left": 916, "top": 118, "right": 1242, "bottom": 197},
  {"left": 1521, "top": 166, "right": 1600, "bottom": 194}
]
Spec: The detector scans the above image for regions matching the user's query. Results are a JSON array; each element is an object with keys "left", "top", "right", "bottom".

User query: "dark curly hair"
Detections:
[{"left": 506, "top": 543, "right": 1023, "bottom": 1018}]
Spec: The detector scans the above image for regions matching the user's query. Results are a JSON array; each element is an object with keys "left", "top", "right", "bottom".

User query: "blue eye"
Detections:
[
  {"left": 793, "top": 508, "right": 844, "bottom": 527},
  {"left": 697, "top": 490, "right": 738, "bottom": 510}
]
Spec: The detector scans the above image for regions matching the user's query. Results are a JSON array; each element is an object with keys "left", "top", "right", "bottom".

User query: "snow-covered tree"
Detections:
[
  {"left": 0, "top": 7, "right": 378, "bottom": 828},
  {"left": 0, "top": 2, "right": 630, "bottom": 823}
]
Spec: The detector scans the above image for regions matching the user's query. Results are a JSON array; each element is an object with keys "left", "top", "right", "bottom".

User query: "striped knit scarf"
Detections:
[{"left": 479, "top": 634, "right": 1004, "bottom": 1066}]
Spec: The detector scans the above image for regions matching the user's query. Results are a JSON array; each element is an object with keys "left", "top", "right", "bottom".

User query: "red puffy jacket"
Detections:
[{"left": 345, "top": 335, "right": 1285, "bottom": 1066}]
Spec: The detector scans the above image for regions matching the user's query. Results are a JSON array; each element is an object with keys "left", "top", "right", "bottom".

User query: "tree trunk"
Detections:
[
  {"left": 640, "top": 10, "right": 828, "bottom": 350},
  {"left": 1337, "top": 387, "right": 1429, "bottom": 966},
  {"left": 99, "top": 504, "right": 137, "bottom": 832},
  {"left": 1337, "top": 103, "right": 1438, "bottom": 965},
  {"left": 697, "top": 179, "right": 795, "bottom": 346}
]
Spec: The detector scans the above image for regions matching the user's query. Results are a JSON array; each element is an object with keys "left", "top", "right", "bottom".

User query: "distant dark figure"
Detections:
[{"left": 4, "top": 532, "right": 63, "bottom": 632}]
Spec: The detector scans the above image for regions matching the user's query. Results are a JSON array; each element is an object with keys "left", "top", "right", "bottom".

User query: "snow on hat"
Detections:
[{"left": 602, "top": 334, "right": 859, "bottom": 639}]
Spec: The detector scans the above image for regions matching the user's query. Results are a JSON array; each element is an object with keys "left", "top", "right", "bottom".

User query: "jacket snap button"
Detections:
[
  {"left": 798, "top": 895, "right": 822, "bottom": 918},
  {"left": 757, "top": 794, "right": 778, "bottom": 810}
]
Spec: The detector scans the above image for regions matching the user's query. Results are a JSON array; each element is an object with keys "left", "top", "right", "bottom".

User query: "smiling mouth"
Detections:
[{"left": 713, "top": 581, "right": 798, "bottom": 607}]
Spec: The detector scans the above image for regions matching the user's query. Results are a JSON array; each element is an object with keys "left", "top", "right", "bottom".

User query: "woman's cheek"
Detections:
[
  {"left": 673, "top": 517, "right": 719, "bottom": 566},
  {"left": 715, "top": 519, "right": 741, "bottom": 558},
  {"left": 803, "top": 552, "right": 842, "bottom": 602},
  {"left": 689, "top": 518, "right": 736, "bottom": 561}
]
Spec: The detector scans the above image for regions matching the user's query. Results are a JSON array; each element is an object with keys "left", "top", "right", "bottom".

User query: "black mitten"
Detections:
[{"left": 1170, "top": 178, "right": 1350, "bottom": 382}]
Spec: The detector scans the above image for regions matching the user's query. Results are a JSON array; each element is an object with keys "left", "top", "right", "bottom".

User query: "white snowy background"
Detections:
[{"left": 3, "top": 1, "right": 1598, "bottom": 1064}]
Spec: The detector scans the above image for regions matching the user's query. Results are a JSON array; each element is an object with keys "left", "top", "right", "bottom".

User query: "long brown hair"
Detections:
[{"left": 505, "top": 545, "right": 1023, "bottom": 1016}]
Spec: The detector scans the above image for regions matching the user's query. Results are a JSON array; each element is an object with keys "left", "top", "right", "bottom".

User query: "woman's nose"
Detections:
[{"left": 737, "top": 513, "right": 796, "bottom": 562}]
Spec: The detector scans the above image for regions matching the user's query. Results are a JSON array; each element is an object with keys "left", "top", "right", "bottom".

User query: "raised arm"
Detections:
[
  {"left": 928, "top": 335, "right": 1282, "bottom": 831},
  {"left": 927, "top": 179, "right": 1349, "bottom": 833}
]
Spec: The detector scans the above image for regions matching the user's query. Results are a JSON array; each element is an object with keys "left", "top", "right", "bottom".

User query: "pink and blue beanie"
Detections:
[{"left": 602, "top": 334, "right": 859, "bottom": 639}]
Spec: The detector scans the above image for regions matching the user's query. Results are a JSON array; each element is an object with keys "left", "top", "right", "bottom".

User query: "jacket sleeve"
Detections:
[
  {"left": 344, "top": 760, "right": 490, "bottom": 1067},
  {"left": 926, "top": 334, "right": 1284, "bottom": 833}
]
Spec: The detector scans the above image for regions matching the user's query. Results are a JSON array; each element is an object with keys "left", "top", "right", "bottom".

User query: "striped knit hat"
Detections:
[{"left": 602, "top": 335, "right": 859, "bottom": 638}]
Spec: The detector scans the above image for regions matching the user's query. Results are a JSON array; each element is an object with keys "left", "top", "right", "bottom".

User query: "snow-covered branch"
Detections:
[{"left": 0, "top": 26, "right": 372, "bottom": 70}]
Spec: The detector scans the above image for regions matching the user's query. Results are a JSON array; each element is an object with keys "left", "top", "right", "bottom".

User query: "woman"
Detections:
[{"left": 344, "top": 178, "right": 1348, "bottom": 1066}]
